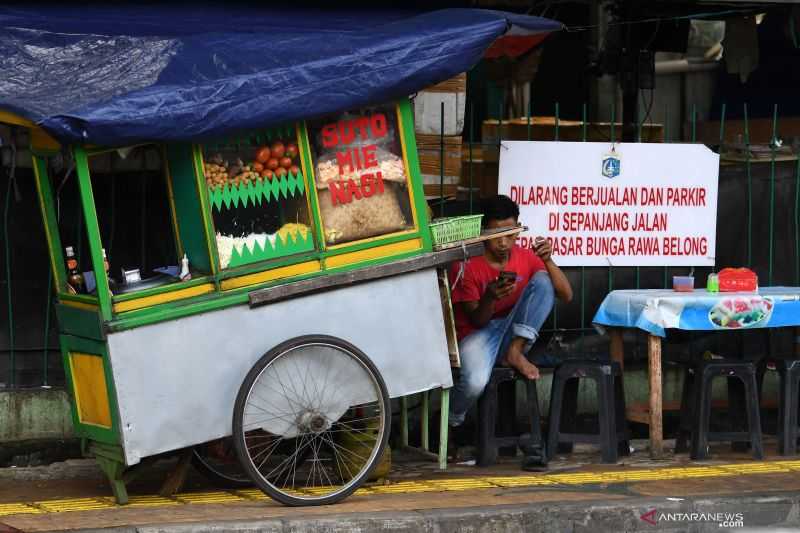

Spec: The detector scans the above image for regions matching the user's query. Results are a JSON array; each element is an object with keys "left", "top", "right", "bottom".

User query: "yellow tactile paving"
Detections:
[
  {"left": 546, "top": 473, "right": 614, "bottom": 484},
  {"left": 35, "top": 498, "right": 116, "bottom": 513},
  {"left": 3, "top": 460, "right": 799, "bottom": 518},
  {"left": 0, "top": 503, "right": 43, "bottom": 516},
  {"left": 370, "top": 481, "right": 438, "bottom": 494},
  {"left": 173, "top": 492, "right": 245, "bottom": 504},
  {"left": 426, "top": 479, "right": 497, "bottom": 491},
  {"left": 233, "top": 489, "right": 270, "bottom": 501},
  {"left": 484, "top": 475, "right": 557, "bottom": 487},
  {"left": 98, "top": 495, "right": 180, "bottom": 508},
  {"left": 718, "top": 462, "right": 794, "bottom": 474}
]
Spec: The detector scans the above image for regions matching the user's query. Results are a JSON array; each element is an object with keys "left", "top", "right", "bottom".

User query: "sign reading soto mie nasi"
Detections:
[{"left": 498, "top": 141, "right": 719, "bottom": 267}]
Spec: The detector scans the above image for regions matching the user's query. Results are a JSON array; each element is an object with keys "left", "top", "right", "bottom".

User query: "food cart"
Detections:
[
  {"left": 0, "top": 5, "right": 561, "bottom": 507},
  {"left": 12, "top": 99, "right": 486, "bottom": 506}
]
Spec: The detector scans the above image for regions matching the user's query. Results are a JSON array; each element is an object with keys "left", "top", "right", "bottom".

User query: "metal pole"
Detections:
[
  {"left": 744, "top": 103, "right": 753, "bottom": 266},
  {"left": 769, "top": 104, "right": 778, "bottom": 285},
  {"left": 469, "top": 102, "right": 475, "bottom": 214},
  {"left": 439, "top": 101, "right": 445, "bottom": 218}
]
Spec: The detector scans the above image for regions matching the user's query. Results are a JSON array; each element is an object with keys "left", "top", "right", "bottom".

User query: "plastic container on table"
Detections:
[{"left": 672, "top": 275, "right": 695, "bottom": 292}]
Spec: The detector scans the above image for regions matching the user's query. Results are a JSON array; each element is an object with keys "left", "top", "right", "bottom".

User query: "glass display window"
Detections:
[
  {"left": 87, "top": 145, "right": 183, "bottom": 296},
  {"left": 200, "top": 126, "right": 314, "bottom": 270},
  {"left": 305, "top": 104, "right": 415, "bottom": 246}
]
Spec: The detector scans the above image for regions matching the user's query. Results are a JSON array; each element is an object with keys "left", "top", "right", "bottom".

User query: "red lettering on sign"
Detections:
[
  {"left": 322, "top": 124, "right": 339, "bottom": 148},
  {"left": 337, "top": 151, "right": 354, "bottom": 174},
  {"left": 328, "top": 172, "right": 385, "bottom": 207},
  {"left": 329, "top": 180, "right": 350, "bottom": 206},
  {"left": 320, "top": 114, "right": 390, "bottom": 149},
  {"left": 371, "top": 114, "right": 388, "bottom": 137}
]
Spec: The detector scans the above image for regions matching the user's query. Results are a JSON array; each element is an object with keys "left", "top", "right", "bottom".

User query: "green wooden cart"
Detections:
[{"left": 3, "top": 98, "right": 483, "bottom": 506}]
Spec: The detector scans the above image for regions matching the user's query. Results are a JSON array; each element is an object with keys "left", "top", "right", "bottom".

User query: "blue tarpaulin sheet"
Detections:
[{"left": 0, "top": 6, "right": 561, "bottom": 146}]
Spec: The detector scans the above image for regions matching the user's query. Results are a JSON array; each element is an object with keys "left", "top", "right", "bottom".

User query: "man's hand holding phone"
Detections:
[
  {"left": 534, "top": 237, "right": 552, "bottom": 262},
  {"left": 485, "top": 271, "right": 516, "bottom": 301}
]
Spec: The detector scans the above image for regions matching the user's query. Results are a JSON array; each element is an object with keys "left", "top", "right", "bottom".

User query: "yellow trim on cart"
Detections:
[
  {"left": 68, "top": 352, "right": 112, "bottom": 429},
  {"left": 32, "top": 157, "right": 63, "bottom": 290},
  {"left": 61, "top": 300, "right": 100, "bottom": 312},
  {"left": 395, "top": 104, "right": 420, "bottom": 229},
  {"left": 220, "top": 260, "right": 321, "bottom": 291},
  {"left": 0, "top": 110, "right": 61, "bottom": 151},
  {"left": 113, "top": 283, "right": 215, "bottom": 313},
  {"left": 326, "top": 238, "right": 422, "bottom": 269}
]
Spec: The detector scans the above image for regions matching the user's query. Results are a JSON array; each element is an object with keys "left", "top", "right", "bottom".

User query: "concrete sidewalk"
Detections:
[{"left": 3, "top": 443, "right": 800, "bottom": 532}]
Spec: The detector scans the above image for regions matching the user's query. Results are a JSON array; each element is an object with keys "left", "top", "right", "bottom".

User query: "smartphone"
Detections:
[{"left": 498, "top": 270, "right": 517, "bottom": 285}]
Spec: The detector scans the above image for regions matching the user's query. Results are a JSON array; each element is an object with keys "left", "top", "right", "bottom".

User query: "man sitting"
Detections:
[{"left": 448, "top": 195, "right": 573, "bottom": 459}]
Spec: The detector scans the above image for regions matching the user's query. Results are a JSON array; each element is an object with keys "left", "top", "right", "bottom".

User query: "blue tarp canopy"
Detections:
[{"left": 0, "top": 5, "right": 561, "bottom": 146}]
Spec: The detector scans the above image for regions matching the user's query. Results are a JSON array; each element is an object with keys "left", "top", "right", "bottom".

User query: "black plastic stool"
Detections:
[
  {"left": 757, "top": 358, "right": 800, "bottom": 455},
  {"left": 546, "top": 360, "right": 629, "bottom": 464},
  {"left": 476, "top": 367, "right": 543, "bottom": 467},
  {"left": 675, "top": 360, "right": 763, "bottom": 460}
]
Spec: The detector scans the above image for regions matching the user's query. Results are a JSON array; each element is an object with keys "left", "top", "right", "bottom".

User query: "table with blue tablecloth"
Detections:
[{"left": 592, "top": 288, "right": 800, "bottom": 458}]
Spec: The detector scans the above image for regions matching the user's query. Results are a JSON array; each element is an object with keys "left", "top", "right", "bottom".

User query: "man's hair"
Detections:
[{"left": 481, "top": 194, "right": 519, "bottom": 225}]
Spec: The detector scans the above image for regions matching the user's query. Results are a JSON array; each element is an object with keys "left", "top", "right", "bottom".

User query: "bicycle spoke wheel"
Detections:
[
  {"left": 233, "top": 335, "right": 389, "bottom": 506},
  {"left": 192, "top": 438, "right": 253, "bottom": 488}
]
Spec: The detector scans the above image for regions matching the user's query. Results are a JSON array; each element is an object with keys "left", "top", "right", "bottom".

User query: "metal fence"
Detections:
[
  {"left": 1, "top": 99, "right": 798, "bottom": 388},
  {"left": 432, "top": 99, "right": 800, "bottom": 360}
]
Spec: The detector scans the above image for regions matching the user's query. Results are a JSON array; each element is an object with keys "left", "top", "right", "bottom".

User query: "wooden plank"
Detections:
[
  {"left": 438, "top": 269, "right": 460, "bottom": 368},
  {"left": 159, "top": 450, "right": 192, "bottom": 497},
  {"left": 248, "top": 243, "right": 484, "bottom": 308},
  {"left": 647, "top": 334, "right": 664, "bottom": 459}
]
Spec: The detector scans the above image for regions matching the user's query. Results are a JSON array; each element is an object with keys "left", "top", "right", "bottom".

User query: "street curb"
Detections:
[{"left": 52, "top": 491, "right": 800, "bottom": 533}]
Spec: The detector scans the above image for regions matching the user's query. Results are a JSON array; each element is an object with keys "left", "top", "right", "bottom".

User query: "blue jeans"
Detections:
[{"left": 449, "top": 271, "right": 556, "bottom": 426}]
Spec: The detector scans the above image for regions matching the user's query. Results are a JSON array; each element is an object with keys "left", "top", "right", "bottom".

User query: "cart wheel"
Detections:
[
  {"left": 191, "top": 439, "right": 252, "bottom": 488},
  {"left": 233, "top": 335, "right": 390, "bottom": 506}
]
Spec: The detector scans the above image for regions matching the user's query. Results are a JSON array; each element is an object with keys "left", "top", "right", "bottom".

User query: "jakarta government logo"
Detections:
[{"left": 601, "top": 151, "right": 621, "bottom": 179}]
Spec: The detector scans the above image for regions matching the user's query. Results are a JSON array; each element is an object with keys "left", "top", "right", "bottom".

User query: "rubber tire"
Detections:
[
  {"left": 233, "top": 334, "right": 390, "bottom": 506},
  {"left": 191, "top": 443, "right": 253, "bottom": 489}
]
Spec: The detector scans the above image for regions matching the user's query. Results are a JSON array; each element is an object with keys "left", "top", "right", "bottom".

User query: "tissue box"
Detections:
[{"left": 718, "top": 268, "right": 758, "bottom": 292}]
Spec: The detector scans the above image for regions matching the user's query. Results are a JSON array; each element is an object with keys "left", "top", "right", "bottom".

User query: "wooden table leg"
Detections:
[{"left": 647, "top": 334, "right": 664, "bottom": 459}]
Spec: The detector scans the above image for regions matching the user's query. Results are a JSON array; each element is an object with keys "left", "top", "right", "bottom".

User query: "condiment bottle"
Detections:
[
  {"left": 102, "top": 248, "right": 110, "bottom": 275},
  {"left": 707, "top": 272, "right": 719, "bottom": 293},
  {"left": 179, "top": 254, "right": 191, "bottom": 281},
  {"left": 65, "top": 246, "right": 84, "bottom": 294}
]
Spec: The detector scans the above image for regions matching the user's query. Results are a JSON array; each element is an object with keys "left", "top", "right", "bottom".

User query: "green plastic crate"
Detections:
[{"left": 429, "top": 214, "right": 483, "bottom": 246}]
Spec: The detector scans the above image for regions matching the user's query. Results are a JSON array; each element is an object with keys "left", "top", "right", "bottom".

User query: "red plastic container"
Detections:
[{"left": 718, "top": 267, "right": 758, "bottom": 293}]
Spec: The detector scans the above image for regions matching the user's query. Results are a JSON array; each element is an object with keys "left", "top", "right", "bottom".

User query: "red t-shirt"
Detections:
[{"left": 448, "top": 245, "right": 547, "bottom": 340}]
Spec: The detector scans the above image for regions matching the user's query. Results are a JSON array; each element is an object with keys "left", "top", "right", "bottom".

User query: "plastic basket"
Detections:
[{"left": 429, "top": 214, "right": 483, "bottom": 246}]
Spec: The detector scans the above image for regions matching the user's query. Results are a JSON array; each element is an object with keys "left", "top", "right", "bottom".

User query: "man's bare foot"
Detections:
[{"left": 502, "top": 342, "right": 540, "bottom": 380}]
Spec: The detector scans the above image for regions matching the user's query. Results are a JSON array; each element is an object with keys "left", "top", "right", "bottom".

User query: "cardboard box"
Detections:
[
  {"left": 414, "top": 91, "right": 466, "bottom": 136},
  {"left": 423, "top": 73, "right": 467, "bottom": 93},
  {"left": 416, "top": 134, "right": 462, "bottom": 185}
]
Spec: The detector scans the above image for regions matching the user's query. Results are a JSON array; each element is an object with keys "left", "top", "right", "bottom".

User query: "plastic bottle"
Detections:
[
  {"left": 180, "top": 254, "right": 191, "bottom": 281},
  {"left": 706, "top": 273, "right": 719, "bottom": 293},
  {"left": 65, "top": 246, "right": 84, "bottom": 294}
]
